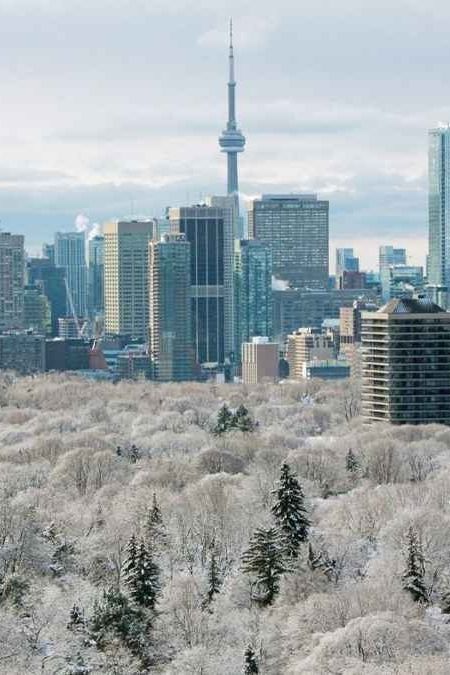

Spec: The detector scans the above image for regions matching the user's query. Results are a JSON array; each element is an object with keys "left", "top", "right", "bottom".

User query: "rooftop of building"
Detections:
[{"left": 378, "top": 297, "right": 446, "bottom": 314}]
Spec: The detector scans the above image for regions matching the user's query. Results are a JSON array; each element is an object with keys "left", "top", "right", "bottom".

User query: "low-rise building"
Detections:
[
  {"left": 242, "top": 337, "right": 279, "bottom": 385},
  {"left": 0, "top": 333, "right": 45, "bottom": 373},
  {"left": 286, "top": 328, "right": 335, "bottom": 380}
]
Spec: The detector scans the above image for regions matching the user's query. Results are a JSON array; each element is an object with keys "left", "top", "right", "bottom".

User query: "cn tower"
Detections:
[{"left": 218, "top": 20, "right": 246, "bottom": 195}]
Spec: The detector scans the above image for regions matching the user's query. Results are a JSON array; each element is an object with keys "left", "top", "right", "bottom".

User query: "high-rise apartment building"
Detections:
[
  {"left": 362, "top": 297, "right": 450, "bottom": 424},
  {"left": 149, "top": 234, "right": 193, "bottom": 381},
  {"left": 104, "top": 220, "right": 155, "bottom": 340},
  {"left": 169, "top": 204, "right": 233, "bottom": 366},
  {"left": 379, "top": 246, "right": 406, "bottom": 276},
  {"left": 248, "top": 194, "right": 329, "bottom": 289},
  {"left": 0, "top": 232, "right": 25, "bottom": 332},
  {"left": 429, "top": 126, "right": 450, "bottom": 290},
  {"left": 234, "top": 239, "right": 272, "bottom": 360},
  {"left": 88, "top": 235, "right": 104, "bottom": 317},
  {"left": 54, "top": 232, "right": 87, "bottom": 319}
]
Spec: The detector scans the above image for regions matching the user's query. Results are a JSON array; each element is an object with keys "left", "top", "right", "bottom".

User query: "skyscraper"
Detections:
[
  {"left": 248, "top": 194, "right": 329, "bottom": 289},
  {"left": 234, "top": 239, "right": 272, "bottom": 360},
  {"left": 428, "top": 125, "right": 450, "bottom": 289},
  {"left": 27, "top": 258, "right": 66, "bottom": 337},
  {"left": 104, "top": 220, "right": 155, "bottom": 340},
  {"left": 218, "top": 21, "right": 246, "bottom": 198},
  {"left": 378, "top": 245, "right": 406, "bottom": 276},
  {"left": 54, "top": 232, "right": 87, "bottom": 319},
  {"left": 362, "top": 298, "right": 450, "bottom": 425},
  {"left": 0, "top": 232, "right": 24, "bottom": 331},
  {"left": 336, "top": 248, "right": 359, "bottom": 282},
  {"left": 169, "top": 204, "right": 232, "bottom": 366},
  {"left": 88, "top": 235, "right": 104, "bottom": 317},
  {"left": 149, "top": 234, "right": 193, "bottom": 381}
]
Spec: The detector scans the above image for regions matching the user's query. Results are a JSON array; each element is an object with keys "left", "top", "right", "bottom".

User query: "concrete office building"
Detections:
[
  {"left": 169, "top": 204, "right": 233, "bottom": 366},
  {"left": 234, "top": 239, "right": 272, "bottom": 361},
  {"left": 242, "top": 337, "right": 278, "bottom": 385},
  {"left": 248, "top": 194, "right": 329, "bottom": 289},
  {"left": 0, "top": 232, "right": 25, "bottom": 332},
  {"left": 149, "top": 234, "right": 193, "bottom": 381},
  {"left": 362, "top": 297, "right": 450, "bottom": 424},
  {"left": 286, "top": 328, "right": 335, "bottom": 380},
  {"left": 104, "top": 220, "right": 155, "bottom": 340},
  {"left": 54, "top": 232, "right": 87, "bottom": 319}
]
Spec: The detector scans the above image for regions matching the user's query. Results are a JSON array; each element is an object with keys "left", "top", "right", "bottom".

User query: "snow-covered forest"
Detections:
[{"left": 1, "top": 373, "right": 450, "bottom": 674}]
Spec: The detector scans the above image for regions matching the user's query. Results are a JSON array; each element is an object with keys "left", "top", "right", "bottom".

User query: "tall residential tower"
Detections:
[
  {"left": 428, "top": 125, "right": 450, "bottom": 292},
  {"left": 218, "top": 21, "right": 246, "bottom": 198}
]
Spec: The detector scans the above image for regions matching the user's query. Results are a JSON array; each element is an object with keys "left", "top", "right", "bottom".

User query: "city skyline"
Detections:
[{"left": 0, "top": 2, "right": 446, "bottom": 268}]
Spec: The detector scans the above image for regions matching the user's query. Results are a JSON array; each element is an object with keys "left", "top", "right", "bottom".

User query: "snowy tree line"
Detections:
[{"left": 0, "top": 373, "right": 450, "bottom": 672}]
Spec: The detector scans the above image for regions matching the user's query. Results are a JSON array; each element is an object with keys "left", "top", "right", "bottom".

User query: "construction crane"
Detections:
[{"left": 63, "top": 277, "right": 88, "bottom": 339}]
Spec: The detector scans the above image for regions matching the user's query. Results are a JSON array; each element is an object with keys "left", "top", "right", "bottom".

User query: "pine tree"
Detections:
[
  {"left": 206, "top": 548, "right": 222, "bottom": 605},
  {"left": 125, "top": 540, "right": 160, "bottom": 610},
  {"left": 242, "top": 527, "right": 288, "bottom": 606},
  {"left": 214, "top": 404, "right": 234, "bottom": 435},
  {"left": 145, "top": 493, "right": 166, "bottom": 546},
  {"left": 122, "top": 534, "right": 138, "bottom": 582},
  {"left": 243, "top": 644, "right": 259, "bottom": 673},
  {"left": 346, "top": 449, "right": 359, "bottom": 473},
  {"left": 89, "top": 586, "right": 147, "bottom": 658},
  {"left": 402, "top": 526, "right": 428, "bottom": 603},
  {"left": 271, "top": 463, "right": 310, "bottom": 556},
  {"left": 233, "top": 405, "right": 255, "bottom": 433}
]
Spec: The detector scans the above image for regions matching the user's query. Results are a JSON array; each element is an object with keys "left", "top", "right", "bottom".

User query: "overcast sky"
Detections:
[{"left": 1, "top": 0, "right": 449, "bottom": 268}]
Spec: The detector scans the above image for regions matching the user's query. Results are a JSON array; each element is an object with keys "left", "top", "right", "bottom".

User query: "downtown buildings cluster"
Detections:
[{"left": 1, "top": 27, "right": 450, "bottom": 425}]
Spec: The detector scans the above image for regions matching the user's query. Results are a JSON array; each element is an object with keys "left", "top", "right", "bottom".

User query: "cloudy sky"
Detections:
[{"left": 1, "top": 0, "right": 449, "bottom": 268}]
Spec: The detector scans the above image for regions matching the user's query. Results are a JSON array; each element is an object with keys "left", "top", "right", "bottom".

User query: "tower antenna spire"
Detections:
[
  {"left": 229, "top": 18, "right": 235, "bottom": 84},
  {"left": 219, "top": 20, "right": 246, "bottom": 195}
]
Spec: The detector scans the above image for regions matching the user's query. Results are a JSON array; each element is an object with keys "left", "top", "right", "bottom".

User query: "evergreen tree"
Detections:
[
  {"left": 243, "top": 644, "right": 259, "bottom": 673},
  {"left": 242, "top": 527, "right": 288, "bottom": 606},
  {"left": 233, "top": 404, "right": 255, "bottom": 433},
  {"left": 402, "top": 526, "right": 428, "bottom": 603},
  {"left": 145, "top": 493, "right": 166, "bottom": 546},
  {"left": 346, "top": 449, "right": 359, "bottom": 473},
  {"left": 206, "top": 548, "right": 222, "bottom": 605},
  {"left": 214, "top": 404, "right": 234, "bottom": 435},
  {"left": 271, "top": 463, "right": 310, "bottom": 556},
  {"left": 89, "top": 586, "right": 147, "bottom": 658},
  {"left": 125, "top": 540, "right": 160, "bottom": 610},
  {"left": 122, "top": 534, "right": 138, "bottom": 582}
]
